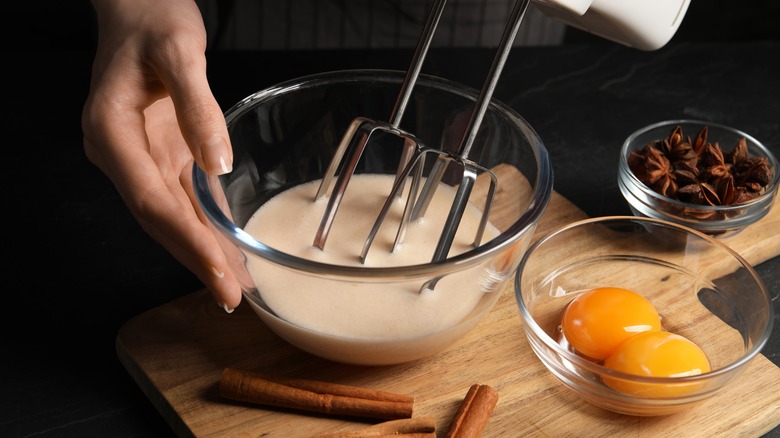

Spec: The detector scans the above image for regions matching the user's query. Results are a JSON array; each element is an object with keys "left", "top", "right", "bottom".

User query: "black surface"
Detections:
[{"left": 3, "top": 42, "right": 779, "bottom": 437}]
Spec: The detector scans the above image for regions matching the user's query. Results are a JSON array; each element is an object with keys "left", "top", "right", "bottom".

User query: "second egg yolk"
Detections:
[
  {"left": 561, "top": 287, "right": 662, "bottom": 360},
  {"left": 603, "top": 331, "right": 711, "bottom": 397}
]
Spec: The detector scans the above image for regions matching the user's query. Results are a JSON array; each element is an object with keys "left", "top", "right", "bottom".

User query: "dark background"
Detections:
[
  {"left": 3, "top": 1, "right": 779, "bottom": 437},
  {"left": 7, "top": 0, "right": 780, "bottom": 52}
]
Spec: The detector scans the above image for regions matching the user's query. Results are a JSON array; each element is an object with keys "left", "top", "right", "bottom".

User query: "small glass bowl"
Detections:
[
  {"left": 514, "top": 216, "right": 773, "bottom": 416},
  {"left": 618, "top": 120, "right": 778, "bottom": 237}
]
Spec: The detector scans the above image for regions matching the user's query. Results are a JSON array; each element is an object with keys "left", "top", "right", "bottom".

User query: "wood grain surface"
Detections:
[{"left": 116, "top": 187, "right": 780, "bottom": 437}]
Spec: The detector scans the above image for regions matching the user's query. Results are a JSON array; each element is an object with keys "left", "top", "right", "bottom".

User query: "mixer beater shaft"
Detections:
[{"left": 315, "top": 0, "right": 532, "bottom": 276}]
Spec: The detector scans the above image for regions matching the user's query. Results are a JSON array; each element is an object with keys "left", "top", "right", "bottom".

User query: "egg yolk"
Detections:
[
  {"left": 561, "top": 287, "right": 661, "bottom": 360},
  {"left": 603, "top": 331, "right": 711, "bottom": 397}
]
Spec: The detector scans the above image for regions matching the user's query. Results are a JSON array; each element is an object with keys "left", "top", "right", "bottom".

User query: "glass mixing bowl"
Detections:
[{"left": 194, "top": 70, "right": 553, "bottom": 365}]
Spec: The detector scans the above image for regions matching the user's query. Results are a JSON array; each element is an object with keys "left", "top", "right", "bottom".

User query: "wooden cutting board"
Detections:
[{"left": 116, "top": 190, "right": 780, "bottom": 437}]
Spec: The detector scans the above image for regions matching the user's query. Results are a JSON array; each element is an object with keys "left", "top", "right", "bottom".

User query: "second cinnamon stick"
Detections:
[{"left": 444, "top": 384, "right": 499, "bottom": 438}]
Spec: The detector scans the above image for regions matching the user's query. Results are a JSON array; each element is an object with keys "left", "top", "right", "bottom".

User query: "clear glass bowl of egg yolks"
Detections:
[{"left": 514, "top": 216, "right": 773, "bottom": 416}]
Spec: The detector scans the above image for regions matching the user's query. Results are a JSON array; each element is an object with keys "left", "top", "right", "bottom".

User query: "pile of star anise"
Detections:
[{"left": 627, "top": 125, "right": 774, "bottom": 218}]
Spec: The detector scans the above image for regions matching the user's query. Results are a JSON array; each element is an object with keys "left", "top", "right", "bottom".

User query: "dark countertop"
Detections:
[{"left": 4, "top": 41, "right": 779, "bottom": 437}]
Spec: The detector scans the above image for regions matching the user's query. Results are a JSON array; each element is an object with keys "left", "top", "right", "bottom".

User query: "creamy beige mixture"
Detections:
[{"left": 244, "top": 174, "right": 501, "bottom": 340}]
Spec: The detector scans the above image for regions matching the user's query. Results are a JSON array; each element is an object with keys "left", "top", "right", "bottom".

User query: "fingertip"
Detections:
[{"left": 210, "top": 266, "right": 242, "bottom": 313}]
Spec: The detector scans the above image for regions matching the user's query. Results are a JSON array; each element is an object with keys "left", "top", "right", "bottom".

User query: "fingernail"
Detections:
[
  {"left": 211, "top": 267, "right": 234, "bottom": 313},
  {"left": 203, "top": 135, "right": 232, "bottom": 175},
  {"left": 219, "top": 156, "right": 231, "bottom": 174},
  {"left": 210, "top": 266, "right": 225, "bottom": 279},
  {"left": 219, "top": 301, "right": 235, "bottom": 314}
]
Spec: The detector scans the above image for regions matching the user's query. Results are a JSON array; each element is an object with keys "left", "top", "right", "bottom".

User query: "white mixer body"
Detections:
[{"left": 534, "top": 0, "right": 691, "bottom": 50}]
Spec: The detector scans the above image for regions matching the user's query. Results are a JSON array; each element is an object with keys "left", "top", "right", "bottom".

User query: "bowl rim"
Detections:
[
  {"left": 618, "top": 119, "right": 779, "bottom": 214},
  {"left": 193, "top": 69, "right": 554, "bottom": 280},
  {"left": 514, "top": 215, "right": 774, "bottom": 386}
]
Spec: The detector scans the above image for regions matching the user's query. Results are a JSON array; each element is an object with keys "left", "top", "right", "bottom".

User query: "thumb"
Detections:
[{"left": 160, "top": 54, "right": 233, "bottom": 176}]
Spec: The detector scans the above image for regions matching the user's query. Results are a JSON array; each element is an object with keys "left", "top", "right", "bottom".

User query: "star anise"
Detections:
[
  {"left": 627, "top": 124, "right": 774, "bottom": 214},
  {"left": 678, "top": 182, "right": 720, "bottom": 206},
  {"left": 672, "top": 158, "right": 698, "bottom": 175},
  {"left": 666, "top": 129, "right": 697, "bottom": 163},
  {"left": 715, "top": 175, "right": 736, "bottom": 205},
  {"left": 692, "top": 125, "right": 708, "bottom": 154},
  {"left": 698, "top": 142, "right": 726, "bottom": 169},
  {"left": 676, "top": 183, "right": 719, "bottom": 219},
  {"left": 734, "top": 156, "right": 773, "bottom": 187},
  {"left": 644, "top": 146, "right": 672, "bottom": 185},
  {"left": 732, "top": 187, "right": 757, "bottom": 204},
  {"left": 673, "top": 169, "right": 698, "bottom": 187},
  {"left": 725, "top": 137, "right": 748, "bottom": 164},
  {"left": 653, "top": 173, "right": 678, "bottom": 198},
  {"left": 699, "top": 143, "right": 731, "bottom": 185},
  {"left": 630, "top": 145, "right": 678, "bottom": 197}
]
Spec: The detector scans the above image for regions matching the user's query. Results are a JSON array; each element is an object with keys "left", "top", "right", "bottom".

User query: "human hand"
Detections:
[{"left": 82, "top": 0, "right": 241, "bottom": 311}]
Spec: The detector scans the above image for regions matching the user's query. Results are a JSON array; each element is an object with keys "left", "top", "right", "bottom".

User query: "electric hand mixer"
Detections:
[{"left": 312, "top": 0, "right": 690, "bottom": 271}]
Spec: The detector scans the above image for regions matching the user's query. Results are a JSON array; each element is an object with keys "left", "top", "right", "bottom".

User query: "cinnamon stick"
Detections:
[
  {"left": 444, "top": 384, "right": 499, "bottom": 438},
  {"left": 219, "top": 368, "right": 414, "bottom": 420},
  {"left": 312, "top": 416, "right": 437, "bottom": 437}
]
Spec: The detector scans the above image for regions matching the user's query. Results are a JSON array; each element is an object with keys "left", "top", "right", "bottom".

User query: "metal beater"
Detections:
[
  {"left": 314, "top": 0, "right": 532, "bottom": 270},
  {"left": 312, "top": 0, "right": 448, "bottom": 251}
]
